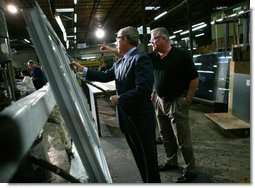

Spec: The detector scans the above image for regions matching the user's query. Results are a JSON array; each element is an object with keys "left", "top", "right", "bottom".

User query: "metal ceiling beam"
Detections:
[
  {"left": 88, "top": 0, "right": 101, "bottom": 29},
  {"left": 102, "top": 0, "right": 122, "bottom": 28}
]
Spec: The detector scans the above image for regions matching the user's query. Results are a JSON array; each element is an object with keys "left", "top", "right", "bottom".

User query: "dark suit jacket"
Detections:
[
  {"left": 86, "top": 48, "right": 160, "bottom": 182},
  {"left": 86, "top": 48, "right": 155, "bottom": 134}
]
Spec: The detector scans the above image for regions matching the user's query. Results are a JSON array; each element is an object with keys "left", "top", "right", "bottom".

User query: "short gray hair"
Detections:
[
  {"left": 27, "top": 60, "right": 36, "bottom": 65},
  {"left": 151, "top": 27, "right": 170, "bottom": 42},
  {"left": 118, "top": 26, "right": 140, "bottom": 46}
]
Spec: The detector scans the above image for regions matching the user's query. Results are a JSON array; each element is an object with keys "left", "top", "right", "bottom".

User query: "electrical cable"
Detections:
[{"left": 28, "top": 155, "right": 81, "bottom": 183}]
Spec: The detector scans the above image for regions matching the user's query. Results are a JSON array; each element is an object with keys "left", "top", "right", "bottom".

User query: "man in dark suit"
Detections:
[{"left": 70, "top": 26, "right": 161, "bottom": 183}]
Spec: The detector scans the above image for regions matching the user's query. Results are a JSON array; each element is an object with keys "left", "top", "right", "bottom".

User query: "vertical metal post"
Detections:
[
  {"left": 215, "top": 24, "right": 218, "bottom": 52},
  {"left": 224, "top": 23, "right": 229, "bottom": 56},
  {"left": 242, "top": 17, "right": 248, "bottom": 50},
  {"left": 141, "top": 0, "right": 148, "bottom": 53},
  {"left": 186, "top": 0, "right": 193, "bottom": 56}
]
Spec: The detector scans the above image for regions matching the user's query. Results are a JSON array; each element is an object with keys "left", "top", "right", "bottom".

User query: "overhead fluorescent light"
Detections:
[
  {"left": 192, "top": 23, "right": 207, "bottom": 31},
  {"left": 63, "top": 32, "right": 67, "bottom": 41},
  {"left": 24, "top": 39, "right": 30, "bottom": 43},
  {"left": 173, "top": 29, "right": 183, "bottom": 34},
  {"left": 66, "top": 40, "right": 69, "bottom": 49},
  {"left": 55, "top": 15, "right": 65, "bottom": 33},
  {"left": 74, "top": 0, "right": 77, "bottom": 4},
  {"left": 215, "top": 6, "right": 228, "bottom": 10},
  {"left": 154, "top": 11, "right": 167, "bottom": 20},
  {"left": 229, "top": 13, "right": 237, "bottom": 17},
  {"left": 181, "top": 37, "right": 189, "bottom": 41},
  {"left": 180, "top": 24, "right": 207, "bottom": 36},
  {"left": 74, "top": 27, "right": 77, "bottom": 33},
  {"left": 169, "top": 35, "right": 176, "bottom": 39},
  {"left": 238, "top": 10, "right": 244, "bottom": 14},
  {"left": 55, "top": 15, "right": 67, "bottom": 41},
  {"left": 55, "top": 8, "right": 74, "bottom": 13},
  {"left": 192, "top": 22, "right": 205, "bottom": 28},
  {"left": 74, "top": 13, "right": 77, "bottom": 23},
  {"left": 216, "top": 18, "right": 223, "bottom": 22},
  {"left": 195, "top": 33, "right": 204, "bottom": 37},
  {"left": 145, "top": 6, "right": 160, "bottom": 10},
  {"left": 180, "top": 30, "right": 189, "bottom": 35}
]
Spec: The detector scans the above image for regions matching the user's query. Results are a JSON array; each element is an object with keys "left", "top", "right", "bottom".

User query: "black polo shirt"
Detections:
[{"left": 148, "top": 47, "right": 198, "bottom": 99}]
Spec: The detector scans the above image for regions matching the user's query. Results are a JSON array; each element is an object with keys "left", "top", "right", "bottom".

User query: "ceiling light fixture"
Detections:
[
  {"left": 145, "top": 6, "right": 160, "bottom": 10},
  {"left": 192, "top": 23, "right": 207, "bottom": 31},
  {"left": 24, "top": 39, "right": 30, "bottom": 43},
  {"left": 55, "top": 8, "right": 74, "bottom": 13},
  {"left": 55, "top": 15, "right": 65, "bottom": 33},
  {"left": 7, "top": 4, "right": 18, "bottom": 14},
  {"left": 173, "top": 29, "right": 183, "bottom": 34},
  {"left": 74, "top": 0, "right": 77, "bottom": 4},
  {"left": 74, "top": 13, "right": 77, "bottom": 23},
  {"left": 195, "top": 33, "right": 204, "bottom": 37},
  {"left": 67, "top": 35, "right": 75, "bottom": 38},
  {"left": 154, "top": 11, "right": 167, "bottom": 20},
  {"left": 169, "top": 35, "right": 176, "bottom": 39},
  {"left": 55, "top": 15, "right": 67, "bottom": 41},
  {"left": 95, "top": 29, "right": 105, "bottom": 39},
  {"left": 192, "top": 22, "right": 205, "bottom": 28},
  {"left": 180, "top": 30, "right": 189, "bottom": 35}
]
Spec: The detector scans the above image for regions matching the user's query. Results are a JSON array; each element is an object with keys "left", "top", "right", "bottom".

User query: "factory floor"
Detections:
[
  {"left": 40, "top": 95, "right": 251, "bottom": 184},
  {"left": 97, "top": 96, "right": 251, "bottom": 184}
]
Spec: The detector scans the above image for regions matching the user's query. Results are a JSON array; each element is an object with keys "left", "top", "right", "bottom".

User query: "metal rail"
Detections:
[
  {"left": 0, "top": 84, "right": 56, "bottom": 182},
  {"left": 22, "top": 3, "right": 112, "bottom": 183}
]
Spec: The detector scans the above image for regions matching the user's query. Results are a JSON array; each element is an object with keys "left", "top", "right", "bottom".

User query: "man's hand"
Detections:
[
  {"left": 98, "top": 44, "right": 115, "bottom": 53},
  {"left": 110, "top": 95, "right": 119, "bottom": 106},
  {"left": 70, "top": 61, "right": 84, "bottom": 72},
  {"left": 98, "top": 44, "right": 122, "bottom": 58}
]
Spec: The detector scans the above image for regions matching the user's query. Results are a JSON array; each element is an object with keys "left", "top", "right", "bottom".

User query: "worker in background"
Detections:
[
  {"left": 98, "top": 27, "right": 199, "bottom": 183},
  {"left": 70, "top": 26, "right": 161, "bottom": 183},
  {"left": 27, "top": 60, "right": 47, "bottom": 90},
  {"left": 17, "top": 69, "right": 36, "bottom": 95}
]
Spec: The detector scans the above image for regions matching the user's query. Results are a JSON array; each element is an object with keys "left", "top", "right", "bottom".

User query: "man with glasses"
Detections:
[
  {"left": 70, "top": 26, "right": 161, "bottom": 183},
  {"left": 148, "top": 27, "right": 199, "bottom": 183},
  {"left": 99, "top": 27, "right": 199, "bottom": 183}
]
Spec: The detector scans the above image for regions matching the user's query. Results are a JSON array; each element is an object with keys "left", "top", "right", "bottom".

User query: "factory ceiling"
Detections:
[{"left": 4, "top": 0, "right": 247, "bottom": 50}]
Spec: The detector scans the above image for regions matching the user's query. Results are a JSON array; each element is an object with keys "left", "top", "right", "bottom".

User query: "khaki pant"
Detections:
[{"left": 154, "top": 95, "right": 196, "bottom": 173}]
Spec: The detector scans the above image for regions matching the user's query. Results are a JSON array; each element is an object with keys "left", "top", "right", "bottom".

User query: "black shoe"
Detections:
[
  {"left": 176, "top": 172, "right": 197, "bottom": 183},
  {"left": 158, "top": 163, "right": 178, "bottom": 171},
  {"left": 156, "top": 136, "right": 163, "bottom": 145}
]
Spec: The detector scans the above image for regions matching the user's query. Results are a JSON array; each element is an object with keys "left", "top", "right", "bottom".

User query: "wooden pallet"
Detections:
[{"left": 205, "top": 112, "right": 250, "bottom": 130}]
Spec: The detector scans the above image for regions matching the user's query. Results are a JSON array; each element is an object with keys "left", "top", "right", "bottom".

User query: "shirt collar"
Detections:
[{"left": 123, "top": 47, "right": 136, "bottom": 59}]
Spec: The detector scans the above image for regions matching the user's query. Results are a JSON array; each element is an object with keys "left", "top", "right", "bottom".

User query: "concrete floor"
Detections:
[
  {"left": 39, "top": 95, "right": 250, "bottom": 184},
  {"left": 96, "top": 96, "right": 250, "bottom": 184}
]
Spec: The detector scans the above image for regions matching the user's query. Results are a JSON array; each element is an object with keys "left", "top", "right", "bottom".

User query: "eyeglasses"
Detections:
[
  {"left": 149, "top": 35, "right": 161, "bottom": 43},
  {"left": 115, "top": 35, "right": 124, "bottom": 41}
]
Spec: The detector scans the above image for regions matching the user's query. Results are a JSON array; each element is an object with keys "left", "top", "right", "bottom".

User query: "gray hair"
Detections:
[
  {"left": 27, "top": 60, "right": 36, "bottom": 65},
  {"left": 118, "top": 26, "right": 140, "bottom": 46},
  {"left": 151, "top": 27, "right": 170, "bottom": 42}
]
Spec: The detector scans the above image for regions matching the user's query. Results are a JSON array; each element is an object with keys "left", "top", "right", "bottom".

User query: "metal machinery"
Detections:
[
  {"left": 0, "top": 0, "right": 17, "bottom": 110},
  {"left": 22, "top": 3, "right": 112, "bottom": 183},
  {"left": 0, "top": 2, "right": 112, "bottom": 183},
  {"left": 194, "top": 52, "right": 231, "bottom": 106},
  {"left": 194, "top": 1, "right": 250, "bottom": 116}
]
